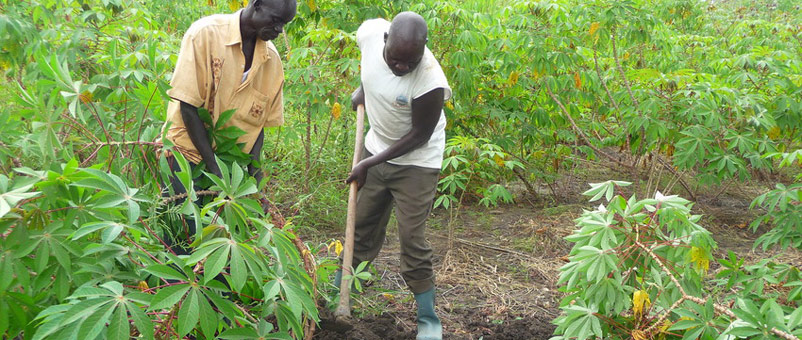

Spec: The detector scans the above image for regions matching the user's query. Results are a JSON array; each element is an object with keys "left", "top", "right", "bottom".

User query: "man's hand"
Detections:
[
  {"left": 351, "top": 85, "right": 365, "bottom": 111},
  {"left": 345, "top": 160, "right": 369, "bottom": 190}
]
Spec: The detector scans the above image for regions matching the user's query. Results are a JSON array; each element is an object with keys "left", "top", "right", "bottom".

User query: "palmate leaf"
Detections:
[
  {"left": 583, "top": 180, "right": 631, "bottom": 202},
  {"left": 560, "top": 303, "right": 603, "bottom": 340},
  {"left": 0, "top": 174, "right": 40, "bottom": 219}
]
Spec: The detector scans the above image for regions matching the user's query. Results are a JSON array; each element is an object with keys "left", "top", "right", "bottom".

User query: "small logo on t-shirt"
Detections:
[{"left": 393, "top": 95, "right": 409, "bottom": 108}]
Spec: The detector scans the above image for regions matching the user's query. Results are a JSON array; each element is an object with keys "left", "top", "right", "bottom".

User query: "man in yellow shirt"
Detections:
[{"left": 161, "top": 0, "right": 296, "bottom": 254}]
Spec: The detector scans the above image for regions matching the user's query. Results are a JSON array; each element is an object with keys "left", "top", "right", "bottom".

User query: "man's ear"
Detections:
[{"left": 252, "top": 0, "right": 262, "bottom": 10}]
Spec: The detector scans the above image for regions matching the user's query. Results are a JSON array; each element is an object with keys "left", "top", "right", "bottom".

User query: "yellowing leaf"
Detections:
[
  {"left": 242, "top": 0, "right": 248, "bottom": 6},
  {"left": 508, "top": 71, "right": 519, "bottom": 86},
  {"left": 632, "top": 330, "right": 647, "bottom": 340},
  {"left": 632, "top": 290, "right": 651, "bottom": 316},
  {"left": 665, "top": 144, "right": 675, "bottom": 157},
  {"left": 307, "top": 0, "right": 316, "bottom": 12},
  {"left": 589, "top": 22, "right": 600, "bottom": 36},
  {"left": 79, "top": 91, "right": 93, "bottom": 104},
  {"left": 768, "top": 127, "right": 781, "bottom": 140},
  {"left": 329, "top": 240, "right": 343, "bottom": 257},
  {"left": 493, "top": 155, "right": 505, "bottom": 167},
  {"left": 690, "top": 246, "right": 709, "bottom": 272},
  {"left": 331, "top": 102, "right": 342, "bottom": 120},
  {"left": 445, "top": 101, "right": 454, "bottom": 110},
  {"left": 138, "top": 281, "right": 150, "bottom": 292},
  {"left": 573, "top": 72, "right": 582, "bottom": 89}
]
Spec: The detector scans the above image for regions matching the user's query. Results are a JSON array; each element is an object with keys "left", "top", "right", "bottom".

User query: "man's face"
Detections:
[
  {"left": 383, "top": 33, "right": 424, "bottom": 77},
  {"left": 253, "top": 0, "right": 297, "bottom": 41}
]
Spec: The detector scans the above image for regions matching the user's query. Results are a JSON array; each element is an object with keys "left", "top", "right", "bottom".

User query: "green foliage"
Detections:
[
  {"left": 436, "top": 136, "right": 521, "bottom": 209},
  {"left": 750, "top": 150, "right": 802, "bottom": 251},
  {"left": 0, "top": 156, "right": 318, "bottom": 339},
  {"left": 3, "top": 0, "right": 802, "bottom": 338},
  {"left": 553, "top": 180, "right": 802, "bottom": 340}
]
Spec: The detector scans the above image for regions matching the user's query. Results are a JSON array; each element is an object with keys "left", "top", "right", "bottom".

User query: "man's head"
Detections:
[
  {"left": 384, "top": 11, "right": 428, "bottom": 77},
  {"left": 242, "top": 0, "right": 297, "bottom": 42}
]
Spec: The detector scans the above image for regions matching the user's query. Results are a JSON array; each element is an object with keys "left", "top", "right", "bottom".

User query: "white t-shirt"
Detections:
[{"left": 356, "top": 19, "right": 452, "bottom": 169}]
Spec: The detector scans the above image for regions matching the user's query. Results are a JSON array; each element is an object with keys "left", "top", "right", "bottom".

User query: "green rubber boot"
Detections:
[{"left": 414, "top": 287, "right": 442, "bottom": 340}]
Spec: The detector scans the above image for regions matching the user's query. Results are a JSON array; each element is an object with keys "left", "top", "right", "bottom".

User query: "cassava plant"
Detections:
[
  {"left": 1, "top": 154, "right": 320, "bottom": 340},
  {"left": 552, "top": 180, "right": 801, "bottom": 340}
]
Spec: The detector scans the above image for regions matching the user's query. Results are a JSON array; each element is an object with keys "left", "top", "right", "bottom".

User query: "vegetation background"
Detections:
[{"left": 0, "top": 0, "right": 801, "bottom": 339}]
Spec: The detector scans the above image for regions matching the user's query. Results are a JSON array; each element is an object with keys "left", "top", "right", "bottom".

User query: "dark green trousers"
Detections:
[{"left": 352, "top": 150, "right": 440, "bottom": 294}]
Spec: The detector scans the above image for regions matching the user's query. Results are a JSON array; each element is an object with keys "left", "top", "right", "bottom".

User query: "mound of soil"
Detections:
[{"left": 314, "top": 310, "right": 555, "bottom": 340}]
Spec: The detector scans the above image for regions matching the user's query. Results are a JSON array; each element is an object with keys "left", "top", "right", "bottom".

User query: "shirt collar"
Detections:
[
  {"left": 225, "top": 9, "right": 244, "bottom": 46},
  {"left": 226, "top": 9, "right": 271, "bottom": 63}
]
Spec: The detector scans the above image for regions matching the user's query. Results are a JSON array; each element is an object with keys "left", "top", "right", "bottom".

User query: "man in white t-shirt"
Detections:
[{"left": 341, "top": 11, "right": 451, "bottom": 340}]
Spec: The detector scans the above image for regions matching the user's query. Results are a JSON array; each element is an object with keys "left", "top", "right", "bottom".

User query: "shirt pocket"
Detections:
[{"left": 238, "top": 88, "right": 270, "bottom": 128}]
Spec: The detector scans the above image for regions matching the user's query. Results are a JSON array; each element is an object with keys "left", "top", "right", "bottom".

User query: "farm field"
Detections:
[{"left": 1, "top": 0, "right": 801, "bottom": 339}]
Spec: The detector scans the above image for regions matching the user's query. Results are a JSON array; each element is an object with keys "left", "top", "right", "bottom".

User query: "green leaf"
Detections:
[
  {"left": 35, "top": 240, "right": 50, "bottom": 272},
  {"left": 205, "top": 289, "right": 238, "bottom": 319},
  {"left": 185, "top": 240, "right": 226, "bottom": 265},
  {"left": 101, "top": 223, "right": 124, "bottom": 243},
  {"left": 148, "top": 284, "right": 189, "bottom": 311},
  {"left": 197, "top": 107, "right": 213, "bottom": 126},
  {"left": 204, "top": 244, "right": 230, "bottom": 284},
  {"left": 101, "top": 281, "right": 124, "bottom": 296},
  {"left": 106, "top": 304, "right": 129, "bottom": 340},
  {"left": 0, "top": 301, "right": 8, "bottom": 336},
  {"left": 144, "top": 264, "right": 187, "bottom": 281},
  {"left": 72, "top": 222, "right": 117, "bottom": 241},
  {"left": 266, "top": 332, "right": 294, "bottom": 340},
  {"left": 0, "top": 258, "right": 13, "bottom": 292},
  {"left": 77, "top": 301, "right": 116, "bottom": 340},
  {"left": 218, "top": 327, "right": 260, "bottom": 339},
  {"left": 60, "top": 298, "right": 112, "bottom": 326},
  {"left": 229, "top": 245, "right": 246, "bottom": 291},
  {"left": 281, "top": 281, "right": 304, "bottom": 320},
  {"left": 726, "top": 327, "right": 761, "bottom": 337},
  {"left": 216, "top": 109, "right": 237, "bottom": 128},
  {"left": 177, "top": 289, "right": 199, "bottom": 337},
  {"left": 263, "top": 280, "right": 281, "bottom": 302},
  {"left": 125, "top": 301, "right": 154, "bottom": 339},
  {"left": 51, "top": 241, "right": 71, "bottom": 272},
  {"left": 197, "top": 291, "right": 218, "bottom": 339}
]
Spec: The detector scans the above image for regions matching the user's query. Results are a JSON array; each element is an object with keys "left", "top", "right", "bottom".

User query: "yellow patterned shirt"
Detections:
[{"left": 162, "top": 10, "right": 284, "bottom": 164}]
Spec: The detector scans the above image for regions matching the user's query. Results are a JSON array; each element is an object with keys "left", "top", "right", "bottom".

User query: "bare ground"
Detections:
[{"left": 309, "top": 164, "right": 802, "bottom": 340}]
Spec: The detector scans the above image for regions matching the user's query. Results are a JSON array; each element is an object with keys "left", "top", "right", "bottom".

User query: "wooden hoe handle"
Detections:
[{"left": 334, "top": 104, "right": 365, "bottom": 317}]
